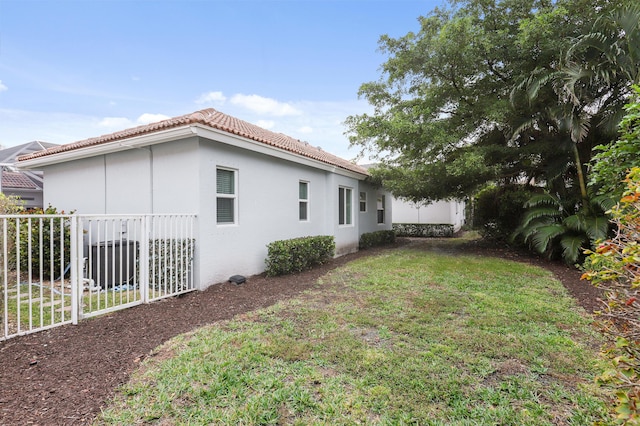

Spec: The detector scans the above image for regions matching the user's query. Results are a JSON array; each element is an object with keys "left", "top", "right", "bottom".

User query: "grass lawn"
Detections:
[{"left": 96, "top": 241, "right": 612, "bottom": 425}]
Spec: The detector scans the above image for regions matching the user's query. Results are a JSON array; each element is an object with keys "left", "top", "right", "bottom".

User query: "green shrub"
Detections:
[
  {"left": 393, "top": 223, "right": 454, "bottom": 237},
  {"left": 582, "top": 168, "right": 640, "bottom": 423},
  {"left": 359, "top": 230, "right": 396, "bottom": 249},
  {"left": 265, "top": 236, "right": 335, "bottom": 277},
  {"left": 0, "top": 193, "right": 25, "bottom": 214},
  {"left": 149, "top": 238, "right": 195, "bottom": 291},
  {"left": 473, "top": 184, "right": 539, "bottom": 242},
  {"left": 17, "top": 206, "right": 72, "bottom": 280}
]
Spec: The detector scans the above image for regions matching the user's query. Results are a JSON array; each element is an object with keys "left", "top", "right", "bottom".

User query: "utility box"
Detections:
[{"left": 91, "top": 240, "right": 138, "bottom": 288}]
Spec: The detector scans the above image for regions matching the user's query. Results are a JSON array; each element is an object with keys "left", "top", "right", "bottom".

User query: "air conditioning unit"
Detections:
[{"left": 91, "top": 240, "right": 138, "bottom": 289}]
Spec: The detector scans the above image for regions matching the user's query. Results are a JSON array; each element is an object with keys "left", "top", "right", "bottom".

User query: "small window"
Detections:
[
  {"left": 359, "top": 191, "right": 367, "bottom": 212},
  {"left": 217, "top": 168, "right": 236, "bottom": 224},
  {"left": 339, "top": 187, "right": 353, "bottom": 225},
  {"left": 299, "top": 181, "right": 309, "bottom": 221},
  {"left": 377, "top": 194, "right": 385, "bottom": 224}
]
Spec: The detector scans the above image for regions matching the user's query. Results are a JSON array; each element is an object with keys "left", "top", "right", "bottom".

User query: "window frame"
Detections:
[
  {"left": 299, "top": 180, "right": 309, "bottom": 222},
  {"left": 338, "top": 186, "right": 353, "bottom": 226},
  {"left": 359, "top": 191, "right": 367, "bottom": 213},
  {"left": 377, "top": 194, "right": 385, "bottom": 225},
  {"left": 216, "top": 167, "right": 238, "bottom": 225}
]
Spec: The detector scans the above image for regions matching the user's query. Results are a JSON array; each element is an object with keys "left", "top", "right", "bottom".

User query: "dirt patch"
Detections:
[{"left": 0, "top": 238, "right": 604, "bottom": 425}]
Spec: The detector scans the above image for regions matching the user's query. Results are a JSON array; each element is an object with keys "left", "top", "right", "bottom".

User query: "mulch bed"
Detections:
[{"left": 0, "top": 238, "right": 604, "bottom": 425}]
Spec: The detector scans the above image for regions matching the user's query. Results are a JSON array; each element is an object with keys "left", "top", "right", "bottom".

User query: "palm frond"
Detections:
[
  {"left": 584, "top": 215, "right": 611, "bottom": 242},
  {"left": 590, "top": 194, "right": 617, "bottom": 212},
  {"left": 529, "top": 223, "right": 566, "bottom": 254},
  {"left": 524, "top": 193, "right": 560, "bottom": 208},
  {"left": 519, "top": 207, "right": 563, "bottom": 229},
  {"left": 560, "top": 234, "right": 588, "bottom": 264},
  {"left": 562, "top": 214, "right": 586, "bottom": 232}
]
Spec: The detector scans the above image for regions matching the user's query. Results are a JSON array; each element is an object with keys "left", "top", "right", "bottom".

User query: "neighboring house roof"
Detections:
[
  {"left": 0, "top": 141, "right": 58, "bottom": 191},
  {"left": 18, "top": 109, "right": 368, "bottom": 176},
  {"left": 1, "top": 171, "right": 39, "bottom": 190},
  {"left": 0, "top": 141, "right": 59, "bottom": 164}
]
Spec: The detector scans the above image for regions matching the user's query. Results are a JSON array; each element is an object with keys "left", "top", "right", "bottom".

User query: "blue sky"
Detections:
[{"left": 0, "top": 0, "right": 443, "bottom": 161}]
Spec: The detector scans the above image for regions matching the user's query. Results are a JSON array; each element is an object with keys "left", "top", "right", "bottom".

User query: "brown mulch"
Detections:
[{"left": 0, "top": 238, "right": 604, "bottom": 425}]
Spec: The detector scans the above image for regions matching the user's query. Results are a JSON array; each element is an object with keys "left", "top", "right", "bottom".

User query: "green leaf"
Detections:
[{"left": 560, "top": 234, "right": 588, "bottom": 263}]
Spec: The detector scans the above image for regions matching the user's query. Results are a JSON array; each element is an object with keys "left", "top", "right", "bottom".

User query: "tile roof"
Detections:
[
  {"left": 18, "top": 109, "right": 368, "bottom": 175},
  {"left": 1, "top": 171, "right": 39, "bottom": 189}
]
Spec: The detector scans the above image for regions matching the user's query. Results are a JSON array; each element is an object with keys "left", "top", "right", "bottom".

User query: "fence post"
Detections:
[
  {"left": 139, "top": 215, "right": 149, "bottom": 303},
  {"left": 70, "top": 215, "right": 80, "bottom": 325}
]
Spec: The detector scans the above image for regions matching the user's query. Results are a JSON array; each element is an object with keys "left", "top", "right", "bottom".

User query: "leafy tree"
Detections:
[
  {"left": 345, "top": 0, "right": 616, "bottom": 204},
  {"left": 513, "top": 5, "right": 639, "bottom": 261},
  {"left": 514, "top": 2, "right": 640, "bottom": 202},
  {"left": 590, "top": 85, "right": 640, "bottom": 200}
]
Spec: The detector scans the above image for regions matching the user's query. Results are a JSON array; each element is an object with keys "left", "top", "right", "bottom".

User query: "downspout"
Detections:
[
  {"left": 103, "top": 155, "right": 107, "bottom": 214},
  {"left": 149, "top": 146, "right": 154, "bottom": 214}
]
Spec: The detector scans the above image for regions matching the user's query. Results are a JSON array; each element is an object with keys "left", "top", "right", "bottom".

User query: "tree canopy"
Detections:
[{"left": 345, "top": 0, "right": 634, "bottom": 204}]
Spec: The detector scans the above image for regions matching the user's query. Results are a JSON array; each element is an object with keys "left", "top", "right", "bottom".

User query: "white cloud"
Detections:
[
  {"left": 298, "top": 126, "right": 313, "bottom": 134},
  {"left": 196, "top": 91, "right": 227, "bottom": 105},
  {"left": 137, "top": 113, "right": 170, "bottom": 124},
  {"left": 230, "top": 94, "right": 301, "bottom": 116},
  {"left": 255, "top": 119, "right": 275, "bottom": 129},
  {"left": 0, "top": 81, "right": 7, "bottom": 93},
  {"left": 99, "top": 117, "right": 132, "bottom": 128}
]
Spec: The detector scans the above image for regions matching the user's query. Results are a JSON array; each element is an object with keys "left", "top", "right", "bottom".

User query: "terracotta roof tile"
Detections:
[
  {"left": 18, "top": 109, "right": 367, "bottom": 175},
  {"left": 1, "top": 171, "right": 38, "bottom": 189}
]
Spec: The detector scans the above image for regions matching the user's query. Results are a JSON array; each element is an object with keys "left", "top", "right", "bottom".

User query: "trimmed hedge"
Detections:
[
  {"left": 393, "top": 223, "right": 454, "bottom": 237},
  {"left": 359, "top": 230, "right": 396, "bottom": 249},
  {"left": 265, "top": 235, "right": 335, "bottom": 277}
]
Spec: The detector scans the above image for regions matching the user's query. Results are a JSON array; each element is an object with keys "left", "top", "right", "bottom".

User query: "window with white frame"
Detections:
[
  {"left": 338, "top": 186, "right": 353, "bottom": 225},
  {"left": 216, "top": 168, "right": 237, "bottom": 224},
  {"left": 359, "top": 191, "right": 367, "bottom": 212},
  {"left": 377, "top": 194, "right": 385, "bottom": 224},
  {"left": 299, "top": 181, "right": 309, "bottom": 221}
]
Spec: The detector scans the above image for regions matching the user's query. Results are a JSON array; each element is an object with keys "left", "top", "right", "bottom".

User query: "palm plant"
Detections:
[
  {"left": 513, "top": 192, "right": 614, "bottom": 263},
  {"left": 510, "top": 3, "right": 639, "bottom": 263}
]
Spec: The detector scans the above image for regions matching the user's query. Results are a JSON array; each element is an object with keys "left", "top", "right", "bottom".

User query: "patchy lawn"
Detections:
[{"left": 97, "top": 241, "right": 611, "bottom": 425}]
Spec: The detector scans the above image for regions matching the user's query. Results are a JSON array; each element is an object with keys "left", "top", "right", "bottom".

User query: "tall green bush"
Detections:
[
  {"left": 0, "top": 193, "right": 25, "bottom": 215},
  {"left": 149, "top": 238, "right": 195, "bottom": 291},
  {"left": 589, "top": 85, "right": 640, "bottom": 200},
  {"left": 265, "top": 236, "right": 335, "bottom": 277},
  {"left": 17, "top": 206, "right": 72, "bottom": 280},
  {"left": 473, "top": 185, "right": 539, "bottom": 241},
  {"left": 582, "top": 168, "right": 640, "bottom": 424},
  {"left": 0, "top": 194, "right": 25, "bottom": 271}
]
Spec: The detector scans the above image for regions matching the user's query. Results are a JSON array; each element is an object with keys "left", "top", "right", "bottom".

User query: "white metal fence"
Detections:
[{"left": 0, "top": 213, "right": 196, "bottom": 341}]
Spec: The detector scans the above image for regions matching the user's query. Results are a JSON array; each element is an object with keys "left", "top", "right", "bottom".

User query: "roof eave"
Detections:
[
  {"left": 17, "top": 126, "right": 198, "bottom": 169},
  {"left": 191, "top": 125, "right": 368, "bottom": 180},
  {"left": 18, "top": 123, "right": 368, "bottom": 179}
]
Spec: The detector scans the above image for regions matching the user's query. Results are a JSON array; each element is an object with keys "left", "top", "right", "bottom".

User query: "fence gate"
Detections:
[{"left": 0, "top": 213, "right": 196, "bottom": 341}]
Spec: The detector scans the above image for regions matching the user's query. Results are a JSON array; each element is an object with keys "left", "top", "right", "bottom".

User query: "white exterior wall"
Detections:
[
  {"left": 197, "top": 139, "right": 339, "bottom": 285},
  {"left": 36, "top": 134, "right": 388, "bottom": 289},
  {"left": 42, "top": 138, "right": 200, "bottom": 215},
  {"left": 392, "top": 198, "right": 466, "bottom": 232},
  {"left": 43, "top": 155, "right": 107, "bottom": 213},
  {"left": 357, "top": 181, "right": 393, "bottom": 236}
]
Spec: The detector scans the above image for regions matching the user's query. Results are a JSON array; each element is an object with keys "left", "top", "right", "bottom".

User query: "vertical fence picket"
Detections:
[
  {"left": 70, "top": 215, "right": 79, "bottom": 325},
  {"left": 0, "top": 213, "right": 195, "bottom": 341}
]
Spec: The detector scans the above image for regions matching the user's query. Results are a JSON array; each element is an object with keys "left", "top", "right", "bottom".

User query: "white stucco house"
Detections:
[
  {"left": 392, "top": 198, "right": 466, "bottom": 232},
  {"left": 17, "top": 109, "right": 391, "bottom": 288}
]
